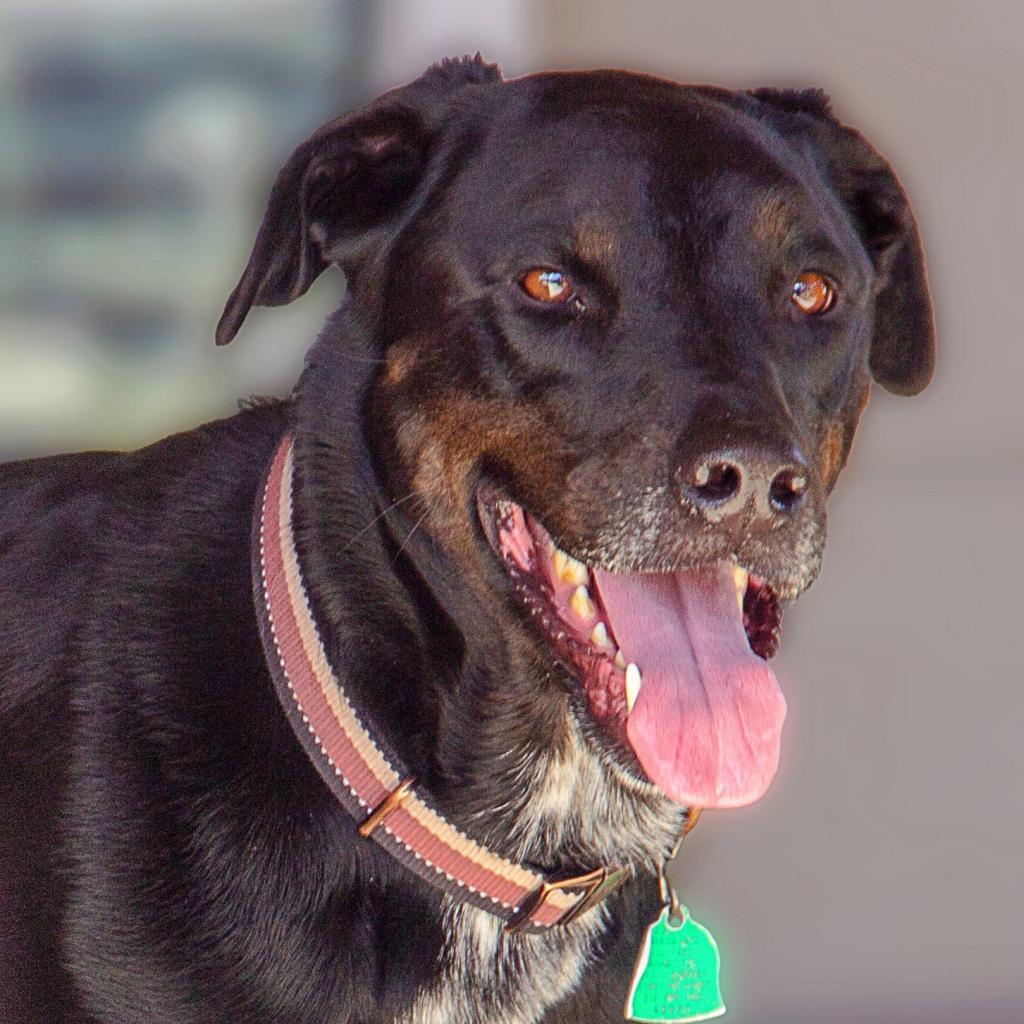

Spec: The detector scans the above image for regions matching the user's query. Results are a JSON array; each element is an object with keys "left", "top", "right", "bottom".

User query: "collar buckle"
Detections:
[{"left": 504, "top": 864, "right": 629, "bottom": 934}]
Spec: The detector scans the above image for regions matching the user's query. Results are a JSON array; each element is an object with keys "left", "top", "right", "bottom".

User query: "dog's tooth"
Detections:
[
  {"left": 551, "top": 546, "right": 589, "bottom": 586},
  {"left": 560, "top": 554, "right": 590, "bottom": 587},
  {"left": 625, "top": 663, "right": 642, "bottom": 713},
  {"left": 733, "top": 565, "right": 749, "bottom": 613},
  {"left": 552, "top": 548, "right": 568, "bottom": 579},
  {"left": 571, "top": 585, "right": 597, "bottom": 621},
  {"left": 590, "top": 621, "right": 613, "bottom": 650},
  {"left": 614, "top": 649, "right": 627, "bottom": 670}
]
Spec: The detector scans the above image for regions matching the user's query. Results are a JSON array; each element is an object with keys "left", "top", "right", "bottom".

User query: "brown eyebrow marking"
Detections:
[
  {"left": 573, "top": 217, "right": 617, "bottom": 265},
  {"left": 752, "top": 189, "right": 799, "bottom": 248}
]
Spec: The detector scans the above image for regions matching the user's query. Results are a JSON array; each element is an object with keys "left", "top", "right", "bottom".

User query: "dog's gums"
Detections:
[
  {"left": 478, "top": 490, "right": 789, "bottom": 809},
  {"left": 485, "top": 497, "right": 632, "bottom": 736}
]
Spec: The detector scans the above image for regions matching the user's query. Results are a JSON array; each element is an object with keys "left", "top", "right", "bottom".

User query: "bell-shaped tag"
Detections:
[{"left": 624, "top": 904, "right": 725, "bottom": 1023}]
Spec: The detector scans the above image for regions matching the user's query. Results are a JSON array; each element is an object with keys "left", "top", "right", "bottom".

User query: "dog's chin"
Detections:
[{"left": 475, "top": 483, "right": 795, "bottom": 810}]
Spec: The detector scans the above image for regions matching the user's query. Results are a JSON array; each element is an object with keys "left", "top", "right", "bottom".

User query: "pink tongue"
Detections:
[{"left": 592, "top": 563, "right": 786, "bottom": 809}]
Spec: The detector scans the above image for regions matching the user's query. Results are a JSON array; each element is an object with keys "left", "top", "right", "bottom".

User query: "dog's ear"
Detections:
[
  {"left": 216, "top": 55, "right": 501, "bottom": 345},
  {"left": 751, "top": 88, "right": 935, "bottom": 396}
]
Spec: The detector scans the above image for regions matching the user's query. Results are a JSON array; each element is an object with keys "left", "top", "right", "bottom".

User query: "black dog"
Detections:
[{"left": 0, "top": 57, "right": 933, "bottom": 1023}]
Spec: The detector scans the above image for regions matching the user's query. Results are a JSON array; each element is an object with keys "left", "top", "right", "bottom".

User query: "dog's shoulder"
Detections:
[
  {"left": 0, "top": 446, "right": 122, "bottom": 725},
  {"left": 0, "top": 401, "right": 288, "bottom": 722}
]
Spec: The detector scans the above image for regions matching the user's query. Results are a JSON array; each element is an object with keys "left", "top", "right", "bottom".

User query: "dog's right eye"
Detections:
[
  {"left": 790, "top": 271, "right": 836, "bottom": 316},
  {"left": 521, "top": 268, "right": 574, "bottom": 304}
]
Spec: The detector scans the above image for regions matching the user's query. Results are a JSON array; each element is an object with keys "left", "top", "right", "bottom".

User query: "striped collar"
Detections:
[{"left": 252, "top": 434, "right": 628, "bottom": 934}]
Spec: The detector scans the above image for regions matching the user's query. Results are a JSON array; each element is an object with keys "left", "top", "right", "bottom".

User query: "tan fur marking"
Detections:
[
  {"left": 819, "top": 421, "right": 846, "bottom": 489},
  {"left": 820, "top": 383, "right": 871, "bottom": 489},
  {"left": 383, "top": 337, "right": 423, "bottom": 387},
  {"left": 397, "top": 389, "right": 567, "bottom": 563},
  {"left": 574, "top": 217, "right": 617, "bottom": 265},
  {"left": 752, "top": 191, "right": 794, "bottom": 247}
]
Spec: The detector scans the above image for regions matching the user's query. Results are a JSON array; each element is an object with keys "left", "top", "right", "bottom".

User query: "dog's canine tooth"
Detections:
[
  {"left": 590, "top": 621, "right": 612, "bottom": 650},
  {"left": 571, "top": 585, "right": 597, "bottom": 621},
  {"left": 614, "top": 649, "right": 627, "bottom": 670},
  {"left": 553, "top": 546, "right": 589, "bottom": 587},
  {"left": 552, "top": 548, "right": 568, "bottom": 579},
  {"left": 625, "top": 663, "right": 642, "bottom": 713},
  {"left": 733, "top": 564, "right": 749, "bottom": 613}
]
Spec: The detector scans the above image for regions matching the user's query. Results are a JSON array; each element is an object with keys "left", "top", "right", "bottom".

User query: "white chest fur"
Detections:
[
  {"left": 399, "top": 897, "right": 607, "bottom": 1024},
  {"left": 398, "top": 723, "right": 685, "bottom": 1024}
]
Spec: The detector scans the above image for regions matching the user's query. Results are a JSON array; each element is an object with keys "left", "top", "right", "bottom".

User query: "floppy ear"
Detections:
[
  {"left": 751, "top": 89, "right": 935, "bottom": 396},
  {"left": 216, "top": 55, "right": 501, "bottom": 345}
]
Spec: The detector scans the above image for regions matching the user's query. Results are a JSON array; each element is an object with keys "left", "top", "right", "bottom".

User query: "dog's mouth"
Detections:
[{"left": 477, "top": 491, "right": 789, "bottom": 809}]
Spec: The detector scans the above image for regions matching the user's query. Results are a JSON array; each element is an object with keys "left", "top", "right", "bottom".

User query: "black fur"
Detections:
[{"left": 0, "top": 60, "right": 933, "bottom": 1023}]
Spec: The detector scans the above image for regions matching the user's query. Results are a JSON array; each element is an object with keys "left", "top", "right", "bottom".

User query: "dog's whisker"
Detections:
[
  {"left": 389, "top": 505, "right": 431, "bottom": 566},
  {"left": 340, "top": 491, "right": 420, "bottom": 552},
  {"left": 337, "top": 350, "right": 387, "bottom": 366}
]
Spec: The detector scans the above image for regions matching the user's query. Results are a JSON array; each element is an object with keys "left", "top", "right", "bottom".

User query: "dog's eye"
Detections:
[
  {"left": 521, "top": 268, "right": 574, "bottom": 304},
  {"left": 791, "top": 271, "right": 836, "bottom": 315}
]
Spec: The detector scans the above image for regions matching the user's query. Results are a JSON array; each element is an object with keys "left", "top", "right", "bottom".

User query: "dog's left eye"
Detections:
[{"left": 521, "top": 268, "right": 574, "bottom": 304}]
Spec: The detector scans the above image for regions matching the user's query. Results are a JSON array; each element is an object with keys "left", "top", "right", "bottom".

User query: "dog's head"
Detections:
[{"left": 220, "top": 58, "right": 933, "bottom": 825}]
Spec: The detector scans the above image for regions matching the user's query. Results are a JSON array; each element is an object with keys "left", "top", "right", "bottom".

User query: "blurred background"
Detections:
[{"left": 1, "top": 1, "right": 1021, "bottom": 1020}]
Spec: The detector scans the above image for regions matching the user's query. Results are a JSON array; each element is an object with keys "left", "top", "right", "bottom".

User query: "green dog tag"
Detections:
[{"left": 624, "top": 905, "right": 726, "bottom": 1023}]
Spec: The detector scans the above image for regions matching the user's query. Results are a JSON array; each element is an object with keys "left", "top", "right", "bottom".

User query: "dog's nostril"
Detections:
[
  {"left": 693, "top": 460, "right": 742, "bottom": 503},
  {"left": 769, "top": 468, "right": 808, "bottom": 513}
]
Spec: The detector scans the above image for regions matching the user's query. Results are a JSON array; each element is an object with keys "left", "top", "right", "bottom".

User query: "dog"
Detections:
[{"left": 0, "top": 56, "right": 934, "bottom": 1023}]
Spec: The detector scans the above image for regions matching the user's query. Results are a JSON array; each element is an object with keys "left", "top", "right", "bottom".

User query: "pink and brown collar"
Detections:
[{"left": 252, "top": 434, "right": 627, "bottom": 934}]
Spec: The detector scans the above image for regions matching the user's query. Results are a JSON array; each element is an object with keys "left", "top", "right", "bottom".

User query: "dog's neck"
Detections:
[{"left": 286, "top": 314, "right": 685, "bottom": 875}]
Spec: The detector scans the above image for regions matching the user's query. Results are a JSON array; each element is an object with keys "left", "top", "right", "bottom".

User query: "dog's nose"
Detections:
[{"left": 677, "top": 439, "right": 810, "bottom": 521}]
